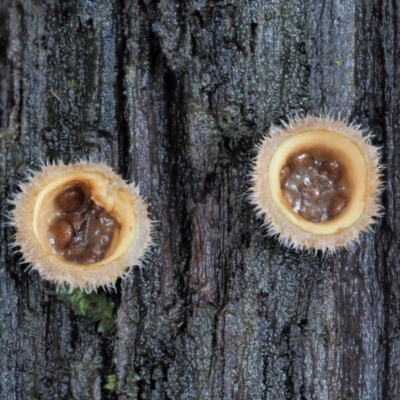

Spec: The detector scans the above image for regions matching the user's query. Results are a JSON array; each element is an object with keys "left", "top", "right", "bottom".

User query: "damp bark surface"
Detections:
[{"left": 0, "top": 1, "right": 399, "bottom": 399}]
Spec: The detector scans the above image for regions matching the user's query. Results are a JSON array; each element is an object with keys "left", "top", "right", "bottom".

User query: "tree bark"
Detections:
[{"left": 0, "top": 0, "right": 399, "bottom": 399}]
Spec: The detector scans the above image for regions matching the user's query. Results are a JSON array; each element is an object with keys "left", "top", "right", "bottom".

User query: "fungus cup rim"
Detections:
[
  {"left": 251, "top": 116, "right": 383, "bottom": 251},
  {"left": 11, "top": 162, "right": 152, "bottom": 291}
]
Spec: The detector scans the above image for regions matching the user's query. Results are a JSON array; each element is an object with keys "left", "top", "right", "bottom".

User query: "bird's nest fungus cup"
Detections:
[
  {"left": 12, "top": 162, "right": 152, "bottom": 290},
  {"left": 251, "top": 116, "right": 382, "bottom": 251}
]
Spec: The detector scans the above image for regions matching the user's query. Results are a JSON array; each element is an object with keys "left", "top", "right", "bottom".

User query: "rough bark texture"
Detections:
[{"left": 0, "top": 0, "right": 399, "bottom": 399}]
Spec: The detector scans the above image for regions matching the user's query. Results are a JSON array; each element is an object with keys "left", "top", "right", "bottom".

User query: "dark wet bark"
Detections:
[{"left": 0, "top": 0, "right": 399, "bottom": 399}]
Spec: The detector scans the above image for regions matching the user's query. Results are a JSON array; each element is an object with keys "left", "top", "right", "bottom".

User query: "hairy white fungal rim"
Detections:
[
  {"left": 11, "top": 162, "right": 152, "bottom": 291},
  {"left": 251, "top": 116, "right": 383, "bottom": 251}
]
